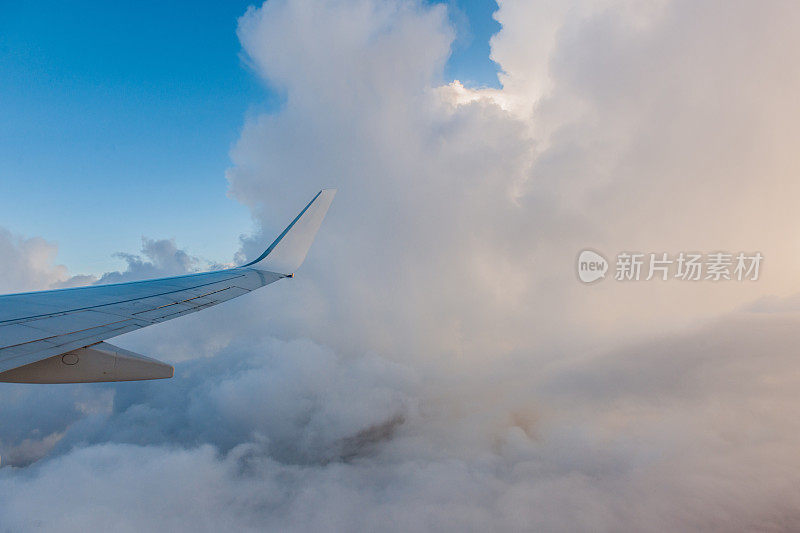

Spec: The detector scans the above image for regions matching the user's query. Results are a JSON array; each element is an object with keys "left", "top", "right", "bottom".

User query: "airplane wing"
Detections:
[{"left": 0, "top": 189, "right": 335, "bottom": 383}]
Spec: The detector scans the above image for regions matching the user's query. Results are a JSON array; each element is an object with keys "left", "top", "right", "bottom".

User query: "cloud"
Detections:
[
  {"left": 53, "top": 338, "right": 414, "bottom": 465},
  {"left": 226, "top": 0, "right": 800, "bottom": 366},
  {"left": 0, "top": 228, "right": 70, "bottom": 293},
  {"left": 0, "top": 228, "right": 209, "bottom": 292},
  {"left": 94, "top": 237, "right": 202, "bottom": 284},
  {"left": 4, "top": 310, "right": 800, "bottom": 531},
  {"left": 3, "top": 0, "right": 800, "bottom": 531}
]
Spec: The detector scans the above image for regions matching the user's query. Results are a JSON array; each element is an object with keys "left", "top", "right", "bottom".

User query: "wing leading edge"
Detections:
[{"left": 0, "top": 189, "right": 336, "bottom": 383}]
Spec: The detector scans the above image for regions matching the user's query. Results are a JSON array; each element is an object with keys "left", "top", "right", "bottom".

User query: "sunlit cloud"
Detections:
[{"left": 2, "top": 0, "right": 800, "bottom": 530}]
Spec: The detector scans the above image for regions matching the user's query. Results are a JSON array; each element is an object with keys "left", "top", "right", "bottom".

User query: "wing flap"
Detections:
[{"left": 0, "top": 342, "right": 174, "bottom": 383}]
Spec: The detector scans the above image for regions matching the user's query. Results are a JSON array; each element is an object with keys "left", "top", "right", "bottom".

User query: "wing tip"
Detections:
[{"left": 244, "top": 189, "right": 336, "bottom": 274}]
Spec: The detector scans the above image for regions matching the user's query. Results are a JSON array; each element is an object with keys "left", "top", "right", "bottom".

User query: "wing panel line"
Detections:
[{"left": 0, "top": 270, "right": 251, "bottom": 326}]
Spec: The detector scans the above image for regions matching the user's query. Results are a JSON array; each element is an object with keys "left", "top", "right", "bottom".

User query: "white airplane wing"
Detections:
[{"left": 0, "top": 189, "right": 335, "bottom": 383}]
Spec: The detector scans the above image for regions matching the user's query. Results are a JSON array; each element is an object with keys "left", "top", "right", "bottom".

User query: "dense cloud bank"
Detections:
[
  {"left": 4, "top": 311, "right": 800, "bottom": 532},
  {"left": 3, "top": 0, "right": 800, "bottom": 531}
]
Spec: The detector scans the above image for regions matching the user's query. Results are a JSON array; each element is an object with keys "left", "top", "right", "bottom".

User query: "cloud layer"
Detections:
[{"left": 3, "top": 0, "right": 800, "bottom": 531}]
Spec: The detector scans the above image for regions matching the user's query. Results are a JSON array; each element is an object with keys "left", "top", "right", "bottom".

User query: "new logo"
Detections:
[{"left": 577, "top": 249, "right": 608, "bottom": 283}]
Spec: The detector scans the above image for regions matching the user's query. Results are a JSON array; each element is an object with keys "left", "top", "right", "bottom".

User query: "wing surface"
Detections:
[{"left": 0, "top": 189, "right": 335, "bottom": 378}]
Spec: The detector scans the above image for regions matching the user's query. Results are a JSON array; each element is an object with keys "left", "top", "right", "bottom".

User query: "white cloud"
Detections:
[
  {"left": 3, "top": 0, "right": 800, "bottom": 530},
  {"left": 0, "top": 228, "right": 70, "bottom": 293},
  {"left": 5, "top": 311, "right": 800, "bottom": 531},
  {"left": 95, "top": 237, "right": 203, "bottom": 284}
]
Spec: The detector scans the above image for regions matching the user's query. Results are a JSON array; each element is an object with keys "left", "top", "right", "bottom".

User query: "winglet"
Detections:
[{"left": 244, "top": 189, "right": 336, "bottom": 275}]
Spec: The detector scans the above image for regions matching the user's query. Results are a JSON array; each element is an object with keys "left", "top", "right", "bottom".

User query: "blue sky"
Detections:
[{"left": 0, "top": 0, "right": 500, "bottom": 275}]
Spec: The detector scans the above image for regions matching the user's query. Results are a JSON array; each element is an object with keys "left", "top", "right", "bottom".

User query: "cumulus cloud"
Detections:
[
  {"left": 0, "top": 228, "right": 209, "bottom": 292},
  {"left": 227, "top": 0, "right": 800, "bottom": 363},
  {"left": 94, "top": 237, "right": 203, "bottom": 284},
  {"left": 3, "top": 0, "right": 800, "bottom": 531},
  {"left": 0, "top": 228, "right": 70, "bottom": 293},
  {"left": 5, "top": 310, "right": 800, "bottom": 531},
  {"left": 56, "top": 338, "right": 413, "bottom": 464}
]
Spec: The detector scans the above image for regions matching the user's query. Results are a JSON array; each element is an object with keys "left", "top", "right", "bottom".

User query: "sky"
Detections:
[
  {"left": 0, "top": 0, "right": 499, "bottom": 274},
  {"left": 3, "top": 0, "right": 800, "bottom": 531}
]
